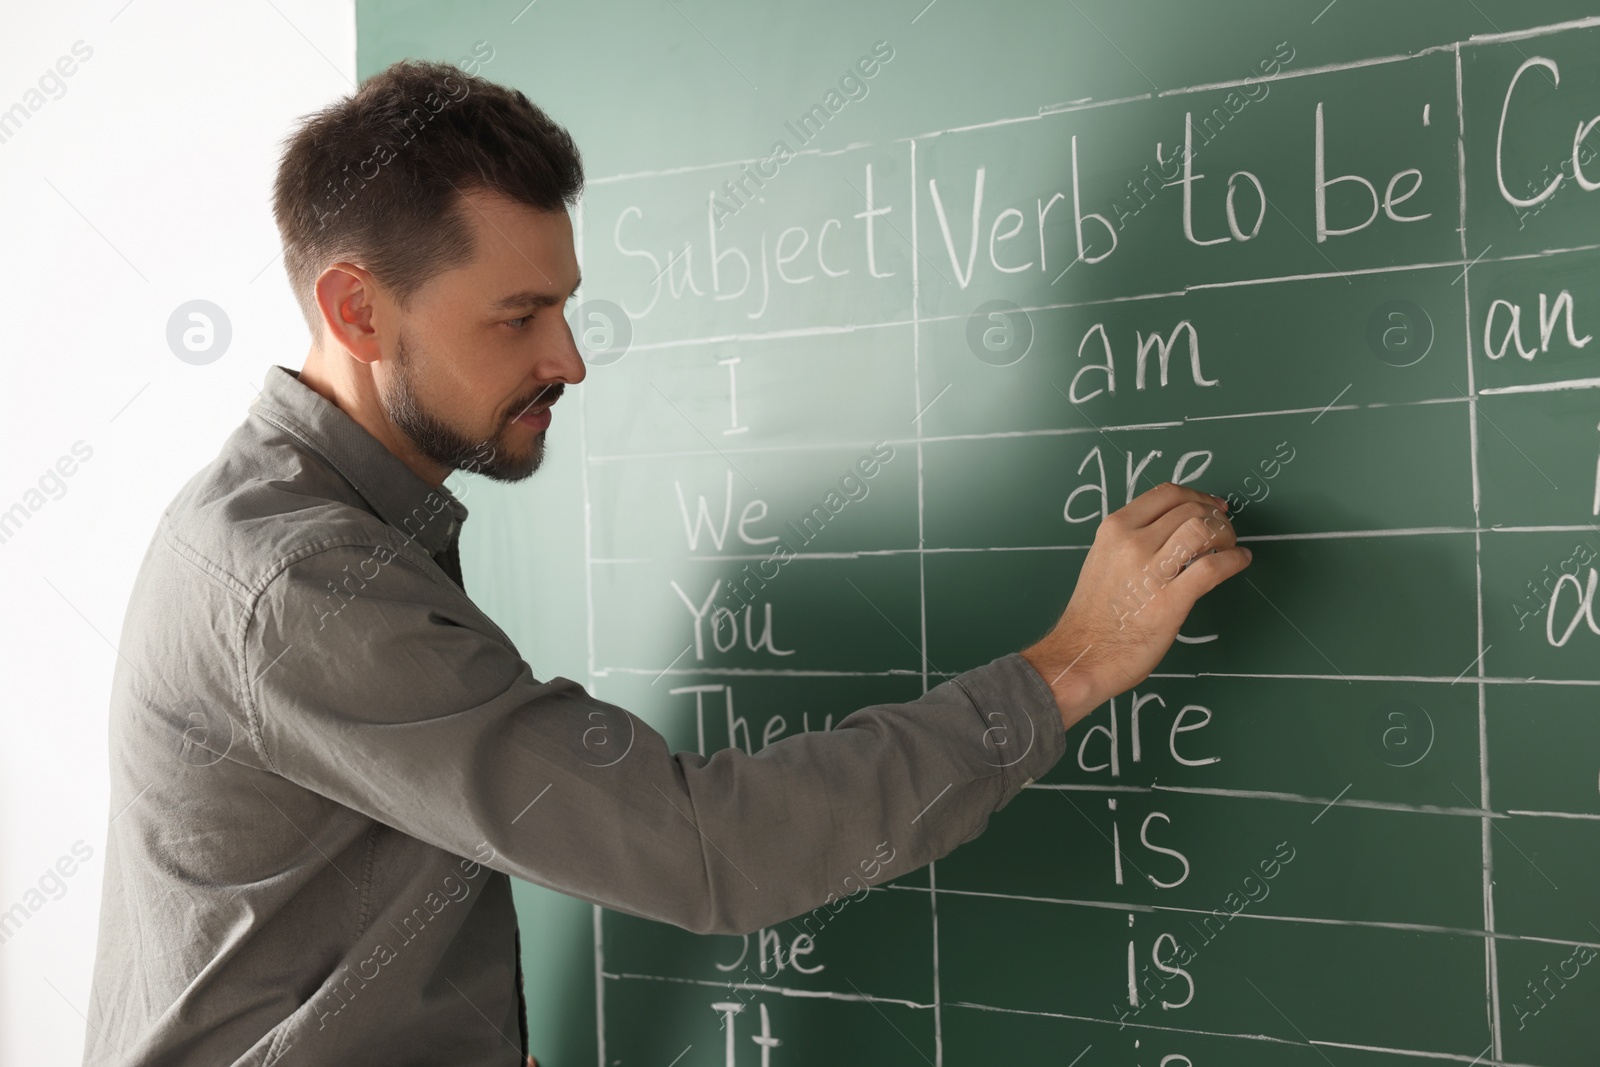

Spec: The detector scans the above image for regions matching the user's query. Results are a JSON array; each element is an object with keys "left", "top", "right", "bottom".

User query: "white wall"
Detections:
[{"left": 0, "top": 3, "right": 355, "bottom": 1062}]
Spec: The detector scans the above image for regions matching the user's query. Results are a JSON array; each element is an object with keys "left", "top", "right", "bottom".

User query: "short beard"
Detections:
[{"left": 381, "top": 327, "right": 545, "bottom": 483}]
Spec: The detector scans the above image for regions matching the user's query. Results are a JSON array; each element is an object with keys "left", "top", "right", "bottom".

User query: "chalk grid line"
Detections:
[{"left": 571, "top": 18, "right": 1600, "bottom": 1067}]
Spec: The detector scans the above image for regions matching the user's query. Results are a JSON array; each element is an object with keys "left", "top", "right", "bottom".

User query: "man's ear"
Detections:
[{"left": 314, "top": 262, "right": 384, "bottom": 365}]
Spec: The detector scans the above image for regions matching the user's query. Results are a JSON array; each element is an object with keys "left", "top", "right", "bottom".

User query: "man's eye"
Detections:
[{"left": 505, "top": 315, "right": 532, "bottom": 330}]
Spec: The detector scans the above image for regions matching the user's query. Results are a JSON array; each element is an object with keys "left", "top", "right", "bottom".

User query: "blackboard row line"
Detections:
[
  {"left": 1029, "top": 781, "right": 1490, "bottom": 818},
  {"left": 588, "top": 523, "right": 1600, "bottom": 560},
  {"left": 608, "top": 871, "right": 1600, "bottom": 964},
  {"left": 580, "top": 394, "right": 1584, "bottom": 459},
  {"left": 590, "top": 665, "right": 1600, "bottom": 686},
  {"left": 1032, "top": 783, "right": 1600, "bottom": 824},
  {"left": 585, "top": 16, "right": 1600, "bottom": 187},
  {"left": 593, "top": 237, "right": 1600, "bottom": 356},
  {"left": 597, "top": 967, "right": 1535, "bottom": 1067},
  {"left": 893, "top": 883, "right": 1596, "bottom": 947}
]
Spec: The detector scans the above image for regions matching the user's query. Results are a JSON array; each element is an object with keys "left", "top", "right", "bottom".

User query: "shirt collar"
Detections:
[{"left": 249, "top": 364, "right": 469, "bottom": 558}]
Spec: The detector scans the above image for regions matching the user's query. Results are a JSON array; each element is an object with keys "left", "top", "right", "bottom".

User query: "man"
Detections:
[{"left": 83, "top": 59, "right": 1249, "bottom": 1066}]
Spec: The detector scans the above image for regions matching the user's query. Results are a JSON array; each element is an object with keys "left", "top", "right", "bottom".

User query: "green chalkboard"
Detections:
[{"left": 356, "top": 3, "right": 1600, "bottom": 1064}]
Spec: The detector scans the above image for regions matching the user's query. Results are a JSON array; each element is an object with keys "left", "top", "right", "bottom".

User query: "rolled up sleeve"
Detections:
[{"left": 241, "top": 542, "right": 1066, "bottom": 937}]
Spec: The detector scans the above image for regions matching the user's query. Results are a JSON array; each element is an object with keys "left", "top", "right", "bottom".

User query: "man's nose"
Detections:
[{"left": 549, "top": 314, "right": 587, "bottom": 385}]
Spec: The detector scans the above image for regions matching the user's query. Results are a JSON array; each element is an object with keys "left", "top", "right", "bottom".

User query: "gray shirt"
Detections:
[{"left": 83, "top": 364, "right": 1068, "bottom": 1066}]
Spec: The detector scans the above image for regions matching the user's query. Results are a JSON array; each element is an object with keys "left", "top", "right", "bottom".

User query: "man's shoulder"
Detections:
[{"left": 154, "top": 414, "right": 405, "bottom": 600}]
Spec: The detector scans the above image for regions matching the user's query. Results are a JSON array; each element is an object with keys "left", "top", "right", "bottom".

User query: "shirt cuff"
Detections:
[{"left": 950, "top": 651, "right": 1069, "bottom": 812}]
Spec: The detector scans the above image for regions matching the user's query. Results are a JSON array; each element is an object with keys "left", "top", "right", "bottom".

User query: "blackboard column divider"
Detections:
[
  {"left": 907, "top": 134, "right": 947, "bottom": 1067},
  {"left": 572, "top": 195, "right": 611, "bottom": 1067},
  {"left": 1454, "top": 41, "right": 1505, "bottom": 1060}
]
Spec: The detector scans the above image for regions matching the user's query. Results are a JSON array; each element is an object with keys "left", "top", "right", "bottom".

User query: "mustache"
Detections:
[{"left": 508, "top": 383, "right": 564, "bottom": 422}]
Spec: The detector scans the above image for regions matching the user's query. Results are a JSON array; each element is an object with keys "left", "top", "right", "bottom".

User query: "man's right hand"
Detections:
[{"left": 1020, "top": 482, "right": 1252, "bottom": 730}]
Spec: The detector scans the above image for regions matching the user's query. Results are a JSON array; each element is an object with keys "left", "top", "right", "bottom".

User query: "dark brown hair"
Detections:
[{"left": 272, "top": 58, "right": 583, "bottom": 339}]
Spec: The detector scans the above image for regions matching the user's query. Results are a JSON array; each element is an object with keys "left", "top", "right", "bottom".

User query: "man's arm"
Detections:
[
  {"left": 240, "top": 482, "right": 1244, "bottom": 937},
  {"left": 242, "top": 543, "right": 1066, "bottom": 938}
]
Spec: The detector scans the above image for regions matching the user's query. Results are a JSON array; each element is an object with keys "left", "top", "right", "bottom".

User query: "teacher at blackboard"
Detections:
[{"left": 81, "top": 61, "right": 1253, "bottom": 1067}]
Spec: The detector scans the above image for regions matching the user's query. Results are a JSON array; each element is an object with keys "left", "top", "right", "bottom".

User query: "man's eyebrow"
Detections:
[{"left": 489, "top": 275, "right": 583, "bottom": 312}]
